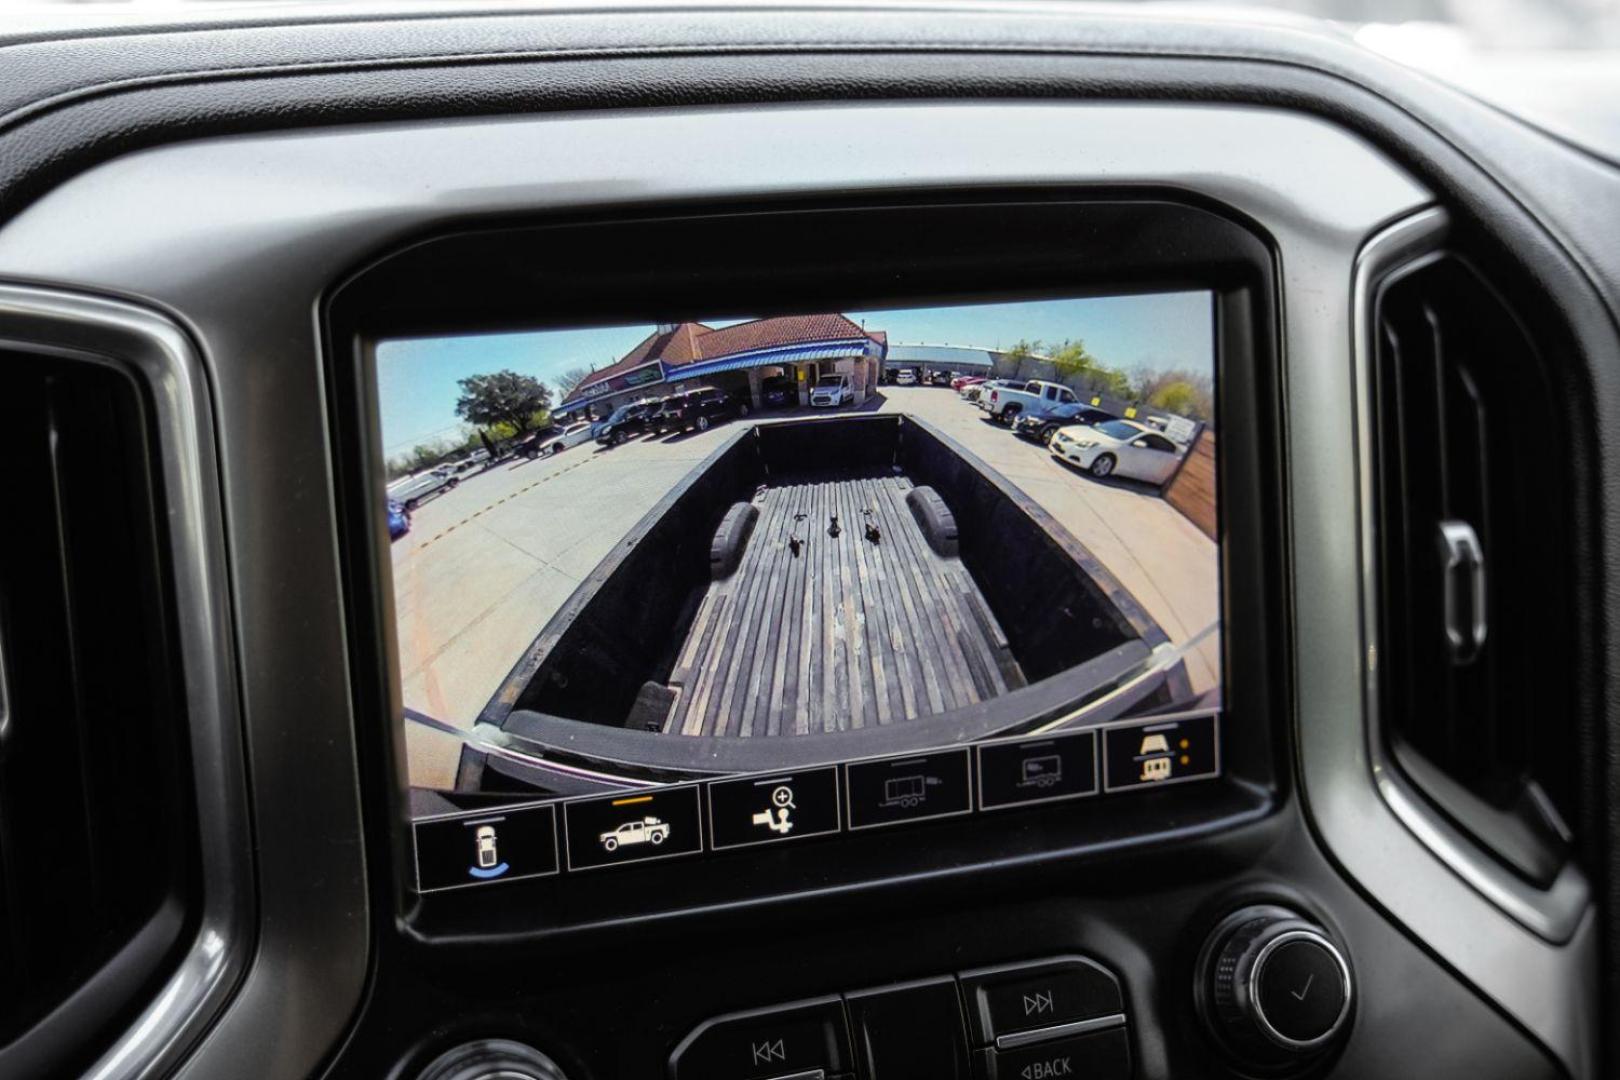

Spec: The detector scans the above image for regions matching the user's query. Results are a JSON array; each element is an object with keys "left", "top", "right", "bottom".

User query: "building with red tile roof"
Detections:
[{"left": 559, "top": 313, "right": 886, "bottom": 413}]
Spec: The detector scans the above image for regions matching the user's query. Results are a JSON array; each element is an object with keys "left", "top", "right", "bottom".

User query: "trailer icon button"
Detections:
[
  {"left": 845, "top": 749, "right": 971, "bottom": 830},
  {"left": 976, "top": 731, "right": 1098, "bottom": 811}
]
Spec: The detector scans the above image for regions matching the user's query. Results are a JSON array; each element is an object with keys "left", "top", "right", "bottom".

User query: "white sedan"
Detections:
[
  {"left": 1049, "top": 418, "right": 1184, "bottom": 483},
  {"left": 538, "top": 420, "right": 595, "bottom": 455}
]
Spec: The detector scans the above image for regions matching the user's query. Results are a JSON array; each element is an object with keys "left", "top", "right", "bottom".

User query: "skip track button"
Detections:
[{"left": 958, "top": 957, "right": 1124, "bottom": 1045}]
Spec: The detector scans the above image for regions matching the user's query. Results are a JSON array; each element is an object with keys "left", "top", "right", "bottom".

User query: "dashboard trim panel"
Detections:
[
  {"left": 0, "top": 285, "right": 252, "bottom": 1080},
  {"left": 1286, "top": 206, "right": 1599, "bottom": 1076},
  {"left": 0, "top": 100, "right": 1590, "bottom": 1077}
]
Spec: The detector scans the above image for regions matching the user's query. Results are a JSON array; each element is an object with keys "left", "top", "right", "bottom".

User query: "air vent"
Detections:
[
  {"left": 1371, "top": 253, "right": 1578, "bottom": 890},
  {"left": 0, "top": 349, "right": 196, "bottom": 1076}
]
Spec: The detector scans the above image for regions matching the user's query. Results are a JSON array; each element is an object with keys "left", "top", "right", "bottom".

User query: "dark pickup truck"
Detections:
[
  {"left": 657, "top": 387, "right": 748, "bottom": 432},
  {"left": 594, "top": 400, "right": 663, "bottom": 446}
]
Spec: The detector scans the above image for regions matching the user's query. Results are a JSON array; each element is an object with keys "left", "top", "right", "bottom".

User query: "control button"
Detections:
[
  {"left": 708, "top": 767, "right": 841, "bottom": 850},
  {"left": 975, "top": 731, "right": 1097, "bottom": 810},
  {"left": 846, "top": 978, "right": 971, "bottom": 1079},
  {"left": 1197, "top": 905, "right": 1354, "bottom": 1070},
  {"left": 413, "top": 803, "right": 559, "bottom": 893},
  {"left": 844, "top": 749, "right": 972, "bottom": 830},
  {"left": 668, "top": 997, "right": 852, "bottom": 1080},
  {"left": 958, "top": 957, "right": 1123, "bottom": 1045},
  {"left": 1101, "top": 712, "right": 1219, "bottom": 792},
  {"left": 1254, "top": 935, "right": 1351, "bottom": 1046},
  {"left": 974, "top": 1026, "right": 1131, "bottom": 1080},
  {"left": 563, "top": 785, "right": 702, "bottom": 872}
]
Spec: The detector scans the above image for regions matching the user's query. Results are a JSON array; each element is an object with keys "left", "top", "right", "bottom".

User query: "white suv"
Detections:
[{"left": 809, "top": 373, "right": 854, "bottom": 407}]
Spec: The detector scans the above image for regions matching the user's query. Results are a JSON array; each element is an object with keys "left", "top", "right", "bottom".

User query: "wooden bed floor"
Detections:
[{"left": 664, "top": 473, "right": 1023, "bottom": 737}]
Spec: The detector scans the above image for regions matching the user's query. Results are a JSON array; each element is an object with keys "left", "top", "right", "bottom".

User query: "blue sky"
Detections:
[{"left": 376, "top": 292, "right": 1214, "bottom": 455}]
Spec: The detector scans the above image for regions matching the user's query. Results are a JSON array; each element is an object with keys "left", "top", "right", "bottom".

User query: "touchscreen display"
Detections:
[{"left": 380, "top": 293, "right": 1221, "bottom": 887}]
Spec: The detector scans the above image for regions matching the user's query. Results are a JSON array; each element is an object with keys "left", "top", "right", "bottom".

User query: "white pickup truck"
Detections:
[{"left": 981, "top": 379, "right": 1081, "bottom": 423}]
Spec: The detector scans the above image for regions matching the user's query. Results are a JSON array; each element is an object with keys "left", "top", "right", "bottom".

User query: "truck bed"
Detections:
[{"left": 664, "top": 473, "right": 1024, "bottom": 737}]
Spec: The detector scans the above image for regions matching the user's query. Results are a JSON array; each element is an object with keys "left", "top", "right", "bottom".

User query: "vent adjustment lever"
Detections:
[{"left": 1437, "top": 519, "right": 1486, "bottom": 664}]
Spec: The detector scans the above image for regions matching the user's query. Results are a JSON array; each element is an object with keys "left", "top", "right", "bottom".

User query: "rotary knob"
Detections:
[
  {"left": 1196, "top": 905, "right": 1353, "bottom": 1072},
  {"left": 415, "top": 1039, "right": 570, "bottom": 1080}
]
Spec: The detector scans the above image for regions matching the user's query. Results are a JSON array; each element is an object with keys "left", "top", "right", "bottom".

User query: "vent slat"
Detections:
[
  {"left": 1373, "top": 254, "right": 1576, "bottom": 886},
  {"left": 0, "top": 350, "right": 195, "bottom": 1069}
]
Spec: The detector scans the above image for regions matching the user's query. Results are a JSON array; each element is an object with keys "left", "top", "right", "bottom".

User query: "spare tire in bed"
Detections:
[
  {"left": 906, "top": 485, "right": 959, "bottom": 557},
  {"left": 710, "top": 501, "right": 760, "bottom": 579}
]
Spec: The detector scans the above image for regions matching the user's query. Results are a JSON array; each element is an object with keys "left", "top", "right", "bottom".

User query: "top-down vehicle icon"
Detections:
[
  {"left": 474, "top": 825, "right": 499, "bottom": 869},
  {"left": 599, "top": 816, "right": 671, "bottom": 852}
]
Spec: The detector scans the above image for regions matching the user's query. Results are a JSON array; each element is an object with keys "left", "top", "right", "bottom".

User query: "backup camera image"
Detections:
[{"left": 380, "top": 294, "right": 1220, "bottom": 801}]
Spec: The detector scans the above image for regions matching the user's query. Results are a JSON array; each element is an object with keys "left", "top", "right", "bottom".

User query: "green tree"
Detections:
[
  {"left": 1047, "top": 338, "right": 1133, "bottom": 399},
  {"left": 454, "top": 370, "right": 552, "bottom": 434},
  {"left": 1147, "top": 380, "right": 1200, "bottom": 416},
  {"left": 1134, "top": 368, "right": 1214, "bottom": 423}
]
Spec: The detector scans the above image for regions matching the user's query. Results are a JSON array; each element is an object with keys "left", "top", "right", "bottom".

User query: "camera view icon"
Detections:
[
  {"left": 1137, "top": 732, "right": 1174, "bottom": 782},
  {"left": 599, "top": 816, "right": 671, "bottom": 852}
]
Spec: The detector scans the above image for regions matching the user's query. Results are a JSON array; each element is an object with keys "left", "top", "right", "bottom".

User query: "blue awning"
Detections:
[{"left": 672, "top": 338, "right": 877, "bottom": 382}]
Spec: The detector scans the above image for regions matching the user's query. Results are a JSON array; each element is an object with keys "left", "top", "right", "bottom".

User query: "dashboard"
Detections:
[{"left": 0, "top": 5, "right": 1615, "bottom": 1080}]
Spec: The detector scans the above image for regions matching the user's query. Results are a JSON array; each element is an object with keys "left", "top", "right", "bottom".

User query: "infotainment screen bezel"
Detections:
[{"left": 323, "top": 192, "right": 1287, "bottom": 942}]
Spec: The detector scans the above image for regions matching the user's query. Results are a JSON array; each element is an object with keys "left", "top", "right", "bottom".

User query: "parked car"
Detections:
[
  {"left": 386, "top": 468, "right": 458, "bottom": 511},
  {"left": 435, "top": 456, "right": 481, "bottom": 476},
  {"left": 809, "top": 373, "right": 854, "bottom": 407},
  {"left": 385, "top": 499, "right": 410, "bottom": 541},
  {"left": 511, "top": 425, "right": 556, "bottom": 459},
  {"left": 1049, "top": 418, "right": 1184, "bottom": 483},
  {"left": 964, "top": 378, "right": 1017, "bottom": 405},
  {"left": 951, "top": 374, "right": 986, "bottom": 391},
  {"left": 925, "top": 369, "right": 955, "bottom": 386},
  {"left": 535, "top": 420, "right": 594, "bottom": 456},
  {"left": 660, "top": 386, "right": 747, "bottom": 432},
  {"left": 894, "top": 368, "right": 918, "bottom": 385},
  {"left": 1013, "top": 403, "right": 1116, "bottom": 445},
  {"left": 761, "top": 376, "right": 797, "bottom": 409},
  {"left": 983, "top": 379, "right": 1081, "bottom": 423},
  {"left": 595, "top": 401, "right": 662, "bottom": 446}
]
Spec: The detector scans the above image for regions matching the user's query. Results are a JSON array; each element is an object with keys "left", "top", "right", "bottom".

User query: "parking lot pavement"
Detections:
[
  {"left": 394, "top": 393, "right": 1219, "bottom": 788},
  {"left": 872, "top": 387, "right": 1221, "bottom": 695},
  {"left": 393, "top": 428, "right": 736, "bottom": 787}
]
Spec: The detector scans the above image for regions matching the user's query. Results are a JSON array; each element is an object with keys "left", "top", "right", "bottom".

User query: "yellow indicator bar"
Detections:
[{"left": 611, "top": 795, "right": 654, "bottom": 807}]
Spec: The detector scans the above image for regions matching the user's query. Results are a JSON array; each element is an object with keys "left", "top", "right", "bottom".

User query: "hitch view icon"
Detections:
[
  {"left": 599, "top": 816, "right": 671, "bottom": 852},
  {"left": 750, "top": 784, "right": 796, "bottom": 835}
]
